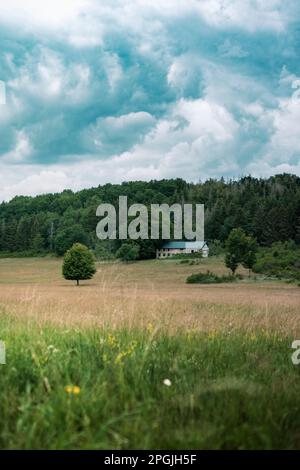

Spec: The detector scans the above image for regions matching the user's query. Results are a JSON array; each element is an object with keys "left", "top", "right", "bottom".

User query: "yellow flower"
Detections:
[
  {"left": 147, "top": 323, "right": 154, "bottom": 334},
  {"left": 65, "top": 385, "right": 73, "bottom": 394},
  {"left": 65, "top": 385, "right": 81, "bottom": 395},
  {"left": 73, "top": 386, "right": 81, "bottom": 395},
  {"left": 114, "top": 341, "right": 138, "bottom": 365},
  {"left": 107, "top": 334, "right": 118, "bottom": 348},
  {"left": 115, "top": 351, "right": 126, "bottom": 364}
]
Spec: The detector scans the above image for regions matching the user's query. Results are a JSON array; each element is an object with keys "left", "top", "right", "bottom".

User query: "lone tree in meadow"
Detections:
[
  {"left": 62, "top": 243, "right": 96, "bottom": 286},
  {"left": 225, "top": 252, "right": 239, "bottom": 275},
  {"left": 242, "top": 236, "right": 258, "bottom": 277},
  {"left": 225, "top": 228, "right": 257, "bottom": 275}
]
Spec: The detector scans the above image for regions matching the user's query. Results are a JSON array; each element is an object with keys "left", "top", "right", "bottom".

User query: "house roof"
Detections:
[{"left": 161, "top": 241, "right": 207, "bottom": 249}]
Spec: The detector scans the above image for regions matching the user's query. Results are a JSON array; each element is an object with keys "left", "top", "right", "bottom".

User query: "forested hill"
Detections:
[{"left": 0, "top": 174, "right": 300, "bottom": 257}]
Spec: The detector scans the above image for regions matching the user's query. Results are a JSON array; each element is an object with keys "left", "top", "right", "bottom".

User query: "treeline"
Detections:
[{"left": 0, "top": 174, "right": 300, "bottom": 258}]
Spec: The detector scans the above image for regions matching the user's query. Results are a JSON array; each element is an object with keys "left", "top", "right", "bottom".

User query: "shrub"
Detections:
[
  {"left": 94, "top": 241, "right": 115, "bottom": 261},
  {"left": 208, "top": 240, "right": 225, "bottom": 256},
  {"left": 186, "top": 270, "right": 238, "bottom": 284},
  {"left": 116, "top": 243, "right": 140, "bottom": 262},
  {"left": 253, "top": 241, "right": 300, "bottom": 280}
]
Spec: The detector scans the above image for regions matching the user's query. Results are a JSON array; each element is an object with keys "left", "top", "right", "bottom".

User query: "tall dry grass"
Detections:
[{"left": 0, "top": 257, "right": 299, "bottom": 335}]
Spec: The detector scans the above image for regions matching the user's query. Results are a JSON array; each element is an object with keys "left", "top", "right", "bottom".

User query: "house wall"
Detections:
[
  {"left": 156, "top": 248, "right": 183, "bottom": 258},
  {"left": 156, "top": 246, "right": 209, "bottom": 258}
]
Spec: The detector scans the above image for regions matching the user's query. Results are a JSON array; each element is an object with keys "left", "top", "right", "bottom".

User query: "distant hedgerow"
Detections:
[{"left": 186, "top": 270, "right": 238, "bottom": 284}]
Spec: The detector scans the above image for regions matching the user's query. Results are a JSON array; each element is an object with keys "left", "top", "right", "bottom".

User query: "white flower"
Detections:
[
  {"left": 163, "top": 379, "right": 172, "bottom": 387},
  {"left": 47, "top": 345, "right": 59, "bottom": 353}
]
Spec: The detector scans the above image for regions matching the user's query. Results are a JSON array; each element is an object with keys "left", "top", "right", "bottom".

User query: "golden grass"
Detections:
[{"left": 0, "top": 257, "right": 299, "bottom": 335}]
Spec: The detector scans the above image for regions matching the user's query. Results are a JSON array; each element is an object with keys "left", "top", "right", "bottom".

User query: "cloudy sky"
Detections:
[{"left": 0, "top": 0, "right": 300, "bottom": 201}]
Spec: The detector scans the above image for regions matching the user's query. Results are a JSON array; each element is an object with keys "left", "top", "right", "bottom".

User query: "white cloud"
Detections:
[
  {"left": 0, "top": 0, "right": 299, "bottom": 202},
  {"left": 102, "top": 53, "right": 124, "bottom": 92},
  {"left": 0, "top": 169, "right": 71, "bottom": 201},
  {"left": 0, "top": 0, "right": 292, "bottom": 41},
  {"left": 195, "top": 0, "right": 288, "bottom": 32},
  {"left": 2, "top": 130, "right": 33, "bottom": 163},
  {"left": 8, "top": 47, "right": 92, "bottom": 106},
  {"left": 0, "top": 0, "right": 86, "bottom": 26},
  {"left": 81, "top": 111, "right": 156, "bottom": 154},
  {"left": 100, "top": 112, "right": 155, "bottom": 133},
  {"left": 260, "top": 94, "right": 300, "bottom": 165},
  {"left": 0, "top": 96, "right": 240, "bottom": 200},
  {"left": 218, "top": 39, "right": 249, "bottom": 58},
  {"left": 0, "top": 0, "right": 103, "bottom": 48}
]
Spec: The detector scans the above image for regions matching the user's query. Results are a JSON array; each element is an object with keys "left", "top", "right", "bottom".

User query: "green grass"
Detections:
[{"left": 0, "top": 314, "right": 300, "bottom": 449}]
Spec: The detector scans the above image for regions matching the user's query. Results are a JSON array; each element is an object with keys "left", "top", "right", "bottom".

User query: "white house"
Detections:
[{"left": 156, "top": 241, "right": 209, "bottom": 259}]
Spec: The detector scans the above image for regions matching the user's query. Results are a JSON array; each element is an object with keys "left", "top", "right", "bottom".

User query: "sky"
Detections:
[{"left": 0, "top": 0, "right": 300, "bottom": 201}]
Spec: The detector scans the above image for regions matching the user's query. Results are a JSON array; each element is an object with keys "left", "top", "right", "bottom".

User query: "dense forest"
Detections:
[{"left": 0, "top": 174, "right": 300, "bottom": 259}]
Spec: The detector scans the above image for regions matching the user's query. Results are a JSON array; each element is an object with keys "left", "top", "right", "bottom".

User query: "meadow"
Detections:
[{"left": 0, "top": 257, "right": 300, "bottom": 449}]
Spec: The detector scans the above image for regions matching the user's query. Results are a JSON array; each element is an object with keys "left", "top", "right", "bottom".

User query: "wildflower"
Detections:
[
  {"left": 65, "top": 385, "right": 73, "bottom": 394},
  {"left": 147, "top": 323, "right": 154, "bottom": 334},
  {"left": 114, "top": 340, "right": 138, "bottom": 365},
  {"left": 115, "top": 351, "right": 127, "bottom": 365},
  {"left": 107, "top": 334, "right": 118, "bottom": 348},
  {"left": 48, "top": 345, "right": 59, "bottom": 354},
  {"left": 73, "top": 386, "right": 81, "bottom": 395},
  {"left": 65, "top": 385, "right": 81, "bottom": 395},
  {"left": 163, "top": 379, "right": 172, "bottom": 387}
]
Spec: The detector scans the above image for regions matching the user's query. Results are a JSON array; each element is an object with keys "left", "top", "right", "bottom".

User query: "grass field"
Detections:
[{"left": 0, "top": 257, "right": 300, "bottom": 449}]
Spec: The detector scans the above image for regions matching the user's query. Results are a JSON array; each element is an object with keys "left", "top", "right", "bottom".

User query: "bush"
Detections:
[
  {"left": 94, "top": 241, "right": 115, "bottom": 261},
  {"left": 253, "top": 241, "right": 300, "bottom": 280},
  {"left": 186, "top": 270, "right": 238, "bottom": 284},
  {"left": 116, "top": 243, "right": 140, "bottom": 262},
  {"left": 208, "top": 240, "right": 225, "bottom": 256}
]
